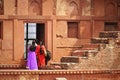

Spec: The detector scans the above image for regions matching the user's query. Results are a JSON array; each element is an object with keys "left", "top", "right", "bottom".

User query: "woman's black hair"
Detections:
[
  {"left": 35, "top": 39, "right": 40, "bottom": 45},
  {"left": 30, "top": 40, "right": 36, "bottom": 51},
  {"left": 32, "top": 40, "right": 35, "bottom": 45}
]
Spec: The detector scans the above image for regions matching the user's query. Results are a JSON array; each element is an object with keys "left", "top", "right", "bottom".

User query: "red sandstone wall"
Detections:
[
  {"left": 94, "top": 0, "right": 105, "bottom": 16},
  {"left": 80, "top": 21, "right": 92, "bottom": 39},
  {"left": 0, "top": 0, "right": 119, "bottom": 64},
  {"left": 4, "top": 0, "right": 15, "bottom": 15},
  {"left": 0, "top": 20, "right": 14, "bottom": 63},
  {"left": 93, "top": 21, "right": 104, "bottom": 37}
]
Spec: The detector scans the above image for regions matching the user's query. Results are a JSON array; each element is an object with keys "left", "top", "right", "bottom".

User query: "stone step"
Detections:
[
  {"left": 80, "top": 48, "right": 98, "bottom": 50},
  {"left": 71, "top": 49, "right": 98, "bottom": 57},
  {"left": 50, "top": 62, "right": 79, "bottom": 69},
  {"left": 82, "top": 44, "right": 99, "bottom": 48},
  {"left": 91, "top": 37, "right": 109, "bottom": 44},
  {"left": 99, "top": 31, "right": 120, "bottom": 38},
  {"left": 72, "top": 50, "right": 88, "bottom": 57},
  {"left": 60, "top": 56, "right": 81, "bottom": 63}
]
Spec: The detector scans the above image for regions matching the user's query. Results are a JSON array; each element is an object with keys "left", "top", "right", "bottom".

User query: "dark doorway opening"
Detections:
[
  {"left": 36, "top": 23, "right": 45, "bottom": 44},
  {"left": 24, "top": 23, "right": 45, "bottom": 59}
]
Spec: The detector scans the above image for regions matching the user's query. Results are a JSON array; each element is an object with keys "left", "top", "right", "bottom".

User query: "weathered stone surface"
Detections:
[{"left": 78, "top": 42, "right": 120, "bottom": 70}]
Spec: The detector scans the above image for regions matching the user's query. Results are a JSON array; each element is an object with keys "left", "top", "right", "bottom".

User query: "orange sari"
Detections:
[{"left": 36, "top": 45, "right": 46, "bottom": 68}]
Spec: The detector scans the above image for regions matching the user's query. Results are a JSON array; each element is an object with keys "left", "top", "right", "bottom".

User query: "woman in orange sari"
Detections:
[{"left": 36, "top": 41, "right": 46, "bottom": 69}]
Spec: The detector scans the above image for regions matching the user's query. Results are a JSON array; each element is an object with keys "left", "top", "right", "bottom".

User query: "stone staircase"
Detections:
[{"left": 50, "top": 31, "right": 120, "bottom": 70}]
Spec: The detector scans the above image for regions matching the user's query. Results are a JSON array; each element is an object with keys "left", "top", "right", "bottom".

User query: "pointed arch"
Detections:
[
  {"left": 0, "top": 0, "right": 3, "bottom": 15},
  {"left": 67, "top": 1, "right": 79, "bottom": 16},
  {"left": 28, "top": 0, "right": 42, "bottom": 15},
  {"left": 105, "top": 2, "right": 117, "bottom": 16}
]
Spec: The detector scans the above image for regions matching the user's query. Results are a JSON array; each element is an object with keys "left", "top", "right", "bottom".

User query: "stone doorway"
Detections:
[{"left": 24, "top": 23, "right": 45, "bottom": 59}]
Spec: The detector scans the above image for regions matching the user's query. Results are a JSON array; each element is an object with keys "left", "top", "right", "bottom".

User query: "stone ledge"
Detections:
[
  {"left": 0, "top": 64, "right": 25, "bottom": 69},
  {"left": 0, "top": 70, "right": 120, "bottom": 75},
  {"left": 8, "top": 15, "right": 52, "bottom": 20}
]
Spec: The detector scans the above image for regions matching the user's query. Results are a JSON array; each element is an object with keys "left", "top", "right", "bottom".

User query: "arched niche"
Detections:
[
  {"left": 0, "top": 0, "right": 3, "bottom": 15},
  {"left": 56, "top": 0, "right": 67, "bottom": 16},
  {"left": 105, "top": 2, "right": 117, "bottom": 16},
  {"left": 28, "top": 0, "right": 42, "bottom": 15},
  {"left": 81, "top": 0, "right": 91, "bottom": 16},
  {"left": 67, "top": 1, "right": 79, "bottom": 16}
]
